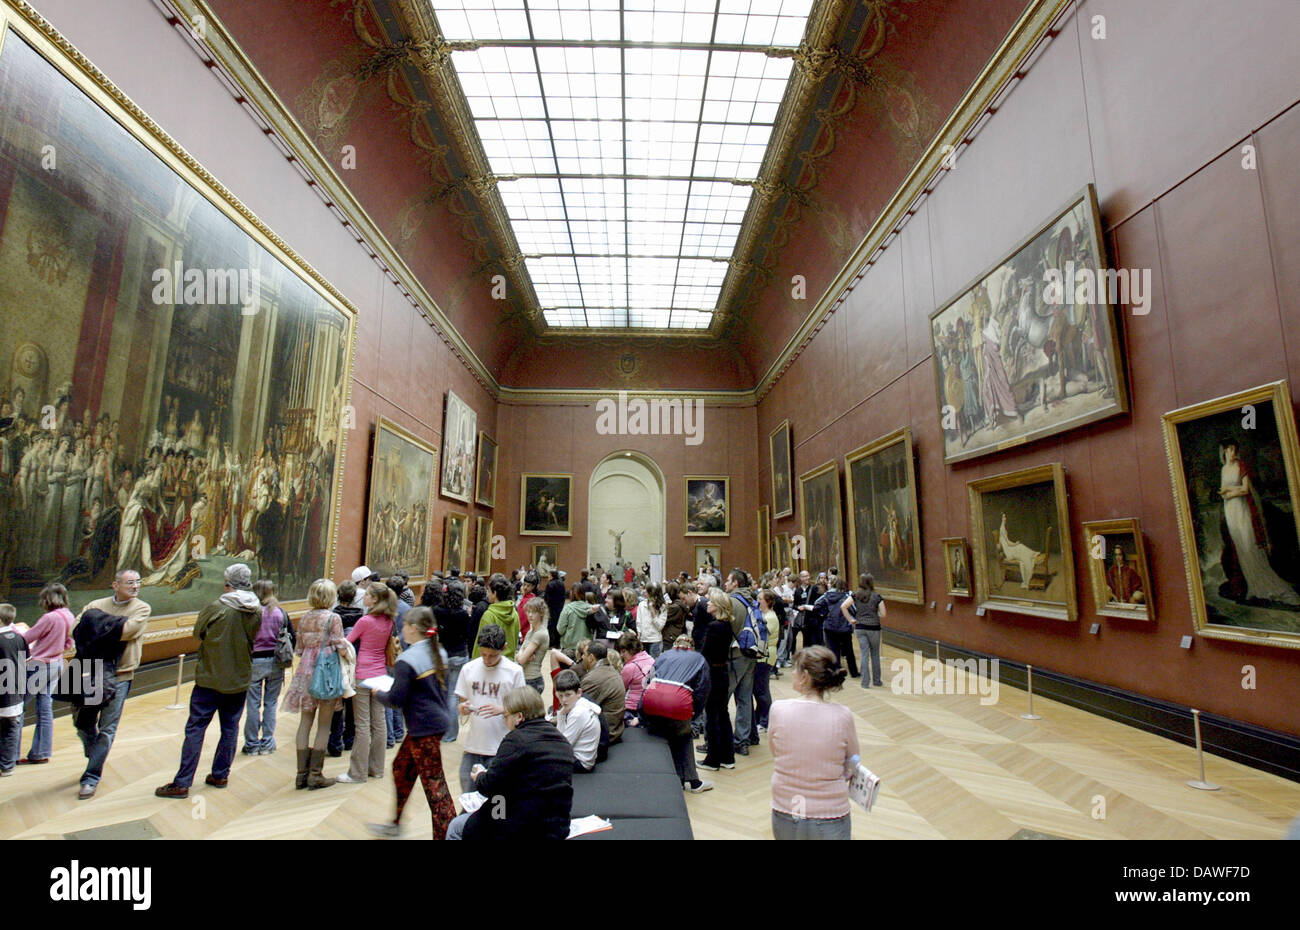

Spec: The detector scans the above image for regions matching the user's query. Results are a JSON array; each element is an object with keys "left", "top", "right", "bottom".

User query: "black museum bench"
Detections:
[{"left": 568, "top": 725, "right": 694, "bottom": 840}]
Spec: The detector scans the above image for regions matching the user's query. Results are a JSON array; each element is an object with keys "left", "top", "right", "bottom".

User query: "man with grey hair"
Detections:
[{"left": 156, "top": 563, "right": 263, "bottom": 798}]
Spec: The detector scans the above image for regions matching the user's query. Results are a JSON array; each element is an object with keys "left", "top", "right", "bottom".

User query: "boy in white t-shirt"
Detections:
[
  {"left": 552, "top": 669, "right": 602, "bottom": 772},
  {"left": 454, "top": 623, "right": 525, "bottom": 794}
]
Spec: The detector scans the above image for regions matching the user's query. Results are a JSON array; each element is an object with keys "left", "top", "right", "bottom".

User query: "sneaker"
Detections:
[
  {"left": 386, "top": 741, "right": 396, "bottom": 749},
  {"left": 684, "top": 780, "right": 714, "bottom": 793},
  {"left": 204, "top": 774, "right": 228, "bottom": 788},
  {"left": 720, "top": 762, "right": 736, "bottom": 770},
  {"left": 442, "top": 736, "right": 457, "bottom": 744},
  {"left": 17, "top": 757, "right": 49, "bottom": 765},
  {"left": 733, "top": 743, "right": 749, "bottom": 756},
  {"left": 697, "top": 761, "right": 720, "bottom": 771},
  {"left": 155, "top": 783, "right": 189, "bottom": 798},
  {"left": 240, "top": 745, "right": 258, "bottom": 755},
  {"left": 757, "top": 725, "right": 768, "bottom": 734},
  {"left": 367, "top": 822, "right": 402, "bottom": 839},
  {"left": 0, "top": 770, "right": 12, "bottom": 777},
  {"left": 326, "top": 747, "right": 343, "bottom": 758},
  {"left": 696, "top": 744, "right": 710, "bottom": 755},
  {"left": 335, "top": 773, "right": 363, "bottom": 784},
  {"left": 77, "top": 784, "right": 95, "bottom": 800}
]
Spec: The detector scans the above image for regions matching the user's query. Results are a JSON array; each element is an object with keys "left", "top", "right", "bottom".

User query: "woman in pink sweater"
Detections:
[
  {"left": 768, "top": 645, "right": 859, "bottom": 840},
  {"left": 340, "top": 582, "right": 396, "bottom": 783},
  {"left": 19, "top": 584, "right": 75, "bottom": 764}
]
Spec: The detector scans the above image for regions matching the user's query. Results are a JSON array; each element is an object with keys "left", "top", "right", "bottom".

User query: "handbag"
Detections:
[
  {"left": 273, "top": 609, "right": 295, "bottom": 669},
  {"left": 385, "top": 634, "right": 402, "bottom": 667},
  {"left": 309, "top": 635, "right": 345, "bottom": 701}
]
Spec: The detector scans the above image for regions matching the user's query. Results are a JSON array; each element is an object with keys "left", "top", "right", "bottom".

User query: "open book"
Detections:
[{"left": 849, "top": 763, "right": 881, "bottom": 812}]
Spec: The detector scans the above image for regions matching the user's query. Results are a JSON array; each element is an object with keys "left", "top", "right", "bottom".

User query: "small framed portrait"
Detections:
[
  {"left": 685, "top": 476, "right": 730, "bottom": 535},
  {"left": 532, "top": 543, "right": 559, "bottom": 575},
  {"left": 941, "top": 537, "right": 972, "bottom": 597},
  {"left": 475, "top": 432, "right": 498, "bottom": 508},
  {"left": 474, "top": 517, "right": 494, "bottom": 575},
  {"left": 695, "top": 545, "right": 721, "bottom": 576},
  {"left": 442, "top": 511, "right": 468, "bottom": 573},
  {"left": 1081, "top": 519, "right": 1151, "bottom": 620},
  {"left": 770, "top": 419, "right": 793, "bottom": 519},
  {"left": 521, "top": 473, "right": 573, "bottom": 536},
  {"left": 968, "top": 463, "right": 1076, "bottom": 621}
]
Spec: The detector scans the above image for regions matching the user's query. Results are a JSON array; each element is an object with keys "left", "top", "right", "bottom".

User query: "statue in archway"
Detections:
[{"left": 609, "top": 527, "right": 625, "bottom": 562}]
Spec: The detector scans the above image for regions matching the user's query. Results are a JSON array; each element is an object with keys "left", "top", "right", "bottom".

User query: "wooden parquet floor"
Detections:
[{"left": 3, "top": 643, "right": 1298, "bottom": 840}]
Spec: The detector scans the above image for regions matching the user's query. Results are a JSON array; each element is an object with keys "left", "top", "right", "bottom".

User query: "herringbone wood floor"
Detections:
[{"left": 2, "top": 643, "right": 1297, "bottom": 840}]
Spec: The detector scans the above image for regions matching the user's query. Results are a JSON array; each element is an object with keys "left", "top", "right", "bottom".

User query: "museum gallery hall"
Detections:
[{"left": 1, "top": 0, "right": 1300, "bottom": 857}]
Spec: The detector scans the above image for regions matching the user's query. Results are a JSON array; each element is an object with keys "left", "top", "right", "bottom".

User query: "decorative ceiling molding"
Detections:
[
  {"left": 156, "top": 0, "right": 503, "bottom": 398},
  {"left": 498, "top": 386, "right": 755, "bottom": 407}
]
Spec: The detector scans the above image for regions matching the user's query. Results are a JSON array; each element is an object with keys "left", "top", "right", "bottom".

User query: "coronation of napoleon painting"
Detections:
[
  {"left": 930, "top": 185, "right": 1127, "bottom": 464},
  {"left": 0, "top": 33, "right": 352, "bottom": 618}
]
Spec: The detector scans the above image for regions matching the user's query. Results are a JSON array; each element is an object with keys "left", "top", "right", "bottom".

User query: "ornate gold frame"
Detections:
[
  {"left": 685, "top": 475, "right": 730, "bottom": 537},
  {"left": 798, "top": 459, "right": 844, "bottom": 574},
  {"left": 0, "top": 2, "right": 358, "bottom": 648},
  {"left": 775, "top": 533, "right": 791, "bottom": 574},
  {"left": 474, "top": 516, "right": 494, "bottom": 575},
  {"left": 531, "top": 543, "right": 559, "bottom": 571},
  {"left": 439, "top": 390, "right": 477, "bottom": 503},
  {"left": 695, "top": 545, "right": 721, "bottom": 576},
  {"left": 1163, "top": 381, "right": 1300, "bottom": 650},
  {"left": 941, "top": 537, "right": 971, "bottom": 598},
  {"left": 1081, "top": 518, "right": 1152, "bottom": 622},
  {"left": 442, "top": 510, "right": 468, "bottom": 573},
  {"left": 520, "top": 473, "right": 573, "bottom": 537},
  {"left": 843, "top": 427, "right": 924, "bottom": 604},
  {"left": 365, "top": 417, "right": 437, "bottom": 585},
  {"left": 967, "top": 464, "right": 1076, "bottom": 622},
  {"left": 770, "top": 419, "right": 793, "bottom": 518},
  {"left": 474, "top": 430, "right": 497, "bottom": 508}
]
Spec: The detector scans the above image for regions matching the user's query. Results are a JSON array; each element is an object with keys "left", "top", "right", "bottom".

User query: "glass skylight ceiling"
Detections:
[{"left": 427, "top": 0, "right": 815, "bottom": 329}]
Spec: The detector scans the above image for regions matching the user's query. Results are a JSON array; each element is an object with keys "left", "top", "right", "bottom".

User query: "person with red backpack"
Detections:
[{"left": 641, "top": 633, "right": 712, "bottom": 793}]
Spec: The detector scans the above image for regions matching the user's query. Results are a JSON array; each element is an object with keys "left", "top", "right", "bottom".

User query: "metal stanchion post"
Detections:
[
  {"left": 165, "top": 654, "right": 187, "bottom": 709},
  {"left": 1186, "top": 709, "right": 1221, "bottom": 791},
  {"left": 935, "top": 639, "right": 941, "bottom": 663},
  {"left": 1021, "top": 664, "right": 1041, "bottom": 720}
]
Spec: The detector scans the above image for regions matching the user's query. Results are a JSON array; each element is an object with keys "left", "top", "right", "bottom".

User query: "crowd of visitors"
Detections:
[{"left": 0, "top": 555, "right": 877, "bottom": 839}]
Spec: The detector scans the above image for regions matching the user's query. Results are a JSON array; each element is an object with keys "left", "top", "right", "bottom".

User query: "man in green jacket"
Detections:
[
  {"left": 156, "top": 563, "right": 263, "bottom": 798},
  {"left": 473, "top": 576, "right": 520, "bottom": 660}
]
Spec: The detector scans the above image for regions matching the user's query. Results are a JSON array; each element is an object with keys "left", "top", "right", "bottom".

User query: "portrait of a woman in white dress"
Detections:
[{"left": 1217, "top": 439, "right": 1300, "bottom": 606}]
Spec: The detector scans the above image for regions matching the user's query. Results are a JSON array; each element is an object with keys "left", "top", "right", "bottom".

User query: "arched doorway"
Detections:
[{"left": 587, "top": 451, "right": 665, "bottom": 575}]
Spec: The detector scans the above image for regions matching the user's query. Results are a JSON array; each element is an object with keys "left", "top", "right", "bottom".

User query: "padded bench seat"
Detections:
[{"left": 569, "top": 726, "right": 693, "bottom": 840}]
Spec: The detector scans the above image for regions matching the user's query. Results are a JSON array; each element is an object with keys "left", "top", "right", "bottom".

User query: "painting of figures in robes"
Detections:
[
  {"left": 685, "top": 476, "right": 729, "bottom": 536},
  {"left": 364, "top": 419, "right": 435, "bottom": 584},
  {"left": 0, "top": 26, "right": 353, "bottom": 626},
  {"left": 440, "top": 390, "right": 476, "bottom": 503},
  {"left": 968, "top": 464, "right": 1076, "bottom": 621},
  {"left": 1163, "top": 381, "right": 1300, "bottom": 649},
  {"left": 442, "top": 511, "right": 467, "bottom": 573},
  {"left": 1081, "top": 518, "right": 1152, "bottom": 621},
  {"left": 798, "top": 461, "right": 844, "bottom": 576},
  {"left": 844, "top": 428, "right": 923, "bottom": 604},
  {"left": 929, "top": 185, "right": 1127, "bottom": 464}
]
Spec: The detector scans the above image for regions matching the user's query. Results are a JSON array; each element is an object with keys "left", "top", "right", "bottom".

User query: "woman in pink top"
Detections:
[
  {"left": 340, "top": 581, "right": 397, "bottom": 783},
  {"left": 768, "top": 645, "right": 859, "bottom": 840},
  {"left": 20, "top": 583, "right": 75, "bottom": 763},
  {"left": 617, "top": 630, "right": 655, "bottom": 720}
]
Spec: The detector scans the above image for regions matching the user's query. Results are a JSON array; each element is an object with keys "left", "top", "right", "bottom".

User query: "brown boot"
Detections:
[
  {"left": 295, "top": 749, "right": 311, "bottom": 790},
  {"left": 307, "top": 749, "right": 335, "bottom": 790}
]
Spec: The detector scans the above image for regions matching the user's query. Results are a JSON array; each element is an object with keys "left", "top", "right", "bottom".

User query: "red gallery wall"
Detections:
[{"left": 757, "top": 0, "right": 1300, "bottom": 736}]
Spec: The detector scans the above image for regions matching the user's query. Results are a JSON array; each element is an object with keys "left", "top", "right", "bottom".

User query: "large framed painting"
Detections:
[
  {"left": 695, "top": 545, "right": 720, "bottom": 576},
  {"left": 521, "top": 473, "right": 572, "bottom": 536},
  {"left": 474, "top": 431, "right": 497, "bottom": 508},
  {"left": 442, "top": 511, "right": 468, "bottom": 573},
  {"left": 757, "top": 505, "right": 770, "bottom": 574},
  {"left": 1163, "top": 381, "right": 1300, "bottom": 650},
  {"left": 769, "top": 419, "right": 793, "bottom": 518},
  {"left": 685, "top": 476, "right": 729, "bottom": 536},
  {"left": 968, "top": 464, "right": 1076, "bottom": 621},
  {"left": 941, "top": 537, "right": 971, "bottom": 597},
  {"left": 531, "top": 543, "right": 558, "bottom": 575},
  {"left": 439, "top": 390, "right": 476, "bottom": 503},
  {"left": 473, "top": 516, "right": 493, "bottom": 575},
  {"left": 798, "top": 461, "right": 845, "bottom": 575},
  {"left": 365, "top": 418, "right": 435, "bottom": 584},
  {"left": 1081, "top": 518, "right": 1152, "bottom": 621},
  {"left": 929, "top": 185, "right": 1127, "bottom": 464},
  {"left": 0, "top": 11, "right": 355, "bottom": 646},
  {"left": 844, "top": 427, "right": 924, "bottom": 604},
  {"left": 775, "top": 533, "right": 791, "bottom": 573}
]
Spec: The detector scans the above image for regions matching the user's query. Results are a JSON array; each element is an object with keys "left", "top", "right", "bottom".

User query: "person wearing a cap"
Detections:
[
  {"left": 155, "top": 563, "right": 264, "bottom": 798},
  {"left": 350, "top": 566, "right": 373, "bottom": 609}
]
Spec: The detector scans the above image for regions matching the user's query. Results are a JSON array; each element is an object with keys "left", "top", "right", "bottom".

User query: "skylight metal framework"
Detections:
[{"left": 427, "top": 0, "right": 814, "bottom": 330}]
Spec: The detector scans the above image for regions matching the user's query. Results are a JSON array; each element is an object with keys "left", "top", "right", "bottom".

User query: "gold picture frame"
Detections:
[
  {"left": 474, "top": 516, "right": 494, "bottom": 575},
  {"left": 520, "top": 473, "right": 573, "bottom": 536},
  {"left": 695, "top": 545, "right": 721, "bottom": 576},
  {"left": 531, "top": 543, "right": 559, "bottom": 574},
  {"left": 775, "top": 533, "right": 792, "bottom": 574},
  {"left": 685, "top": 475, "right": 730, "bottom": 536},
  {"left": 968, "top": 464, "right": 1076, "bottom": 621},
  {"left": 798, "top": 460, "right": 845, "bottom": 575},
  {"left": 941, "top": 537, "right": 971, "bottom": 598},
  {"left": 474, "top": 431, "right": 497, "bottom": 509},
  {"left": 442, "top": 511, "right": 468, "bottom": 573},
  {"left": 1081, "top": 518, "right": 1152, "bottom": 621},
  {"left": 365, "top": 418, "right": 436, "bottom": 585},
  {"left": 770, "top": 418, "right": 793, "bottom": 519},
  {"left": 844, "top": 427, "right": 924, "bottom": 604},
  {"left": 439, "top": 390, "right": 477, "bottom": 503},
  {"left": 757, "top": 505, "right": 770, "bottom": 574},
  {"left": 1163, "top": 381, "right": 1300, "bottom": 650},
  {"left": 0, "top": 6, "right": 357, "bottom": 652}
]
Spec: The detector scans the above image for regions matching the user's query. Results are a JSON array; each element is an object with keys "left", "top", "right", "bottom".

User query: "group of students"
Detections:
[{"left": 0, "top": 557, "right": 876, "bottom": 840}]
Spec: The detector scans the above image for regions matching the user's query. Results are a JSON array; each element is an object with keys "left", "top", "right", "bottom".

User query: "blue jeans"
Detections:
[
  {"left": 173, "top": 685, "right": 246, "bottom": 787},
  {"left": 751, "top": 662, "right": 773, "bottom": 738},
  {"left": 772, "top": 809, "right": 851, "bottom": 840},
  {"left": 75, "top": 675, "right": 131, "bottom": 788},
  {"left": 728, "top": 654, "right": 756, "bottom": 747},
  {"left": 443, "top": 652, "right": 468, "bottom": 742},
  {"left": 458, "top": 750, "right": 493, "bottom": 797},
  {"left": 646, "top": 642, "right": 663, "bottom": 658},
  {"left": 526, "top": 677, "right": 544, "bottom": 694},
  {"left": 24, "top": 658, "right": 61, "bottom": 759},
  {"left": 243, "top": 657, "right": 284, "bottom": 749},
  {"left": 446, "top": 811, "right": 471, "bottom": 840},
  {"left": 0, "top": 715, "right": 20, "bottom": 772},
  {"left": 855, "top": 629, "right": 882, "bottom": 686}
]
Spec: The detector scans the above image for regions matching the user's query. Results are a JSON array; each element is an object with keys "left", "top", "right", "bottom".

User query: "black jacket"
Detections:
[
  {"left": 434, "top": 605, "right": 469, "bottom": 656},
  {"left": 701, "top": 618, "right": 733, "bottom": 667},
  {"left": 463, "top": 717, "right": 574, "bottom": 841},
  {"left": 378, "top": 641, "right": 450, "bottom": 737},
  {"left": 0, "top": 629, "right": 27, "bottom": 711},
  {"left": 543, "top": 580, "right": 567, "bottom": 630},
  {"left": 73, "top": 608, "right": 127, "bottom": 666}
]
